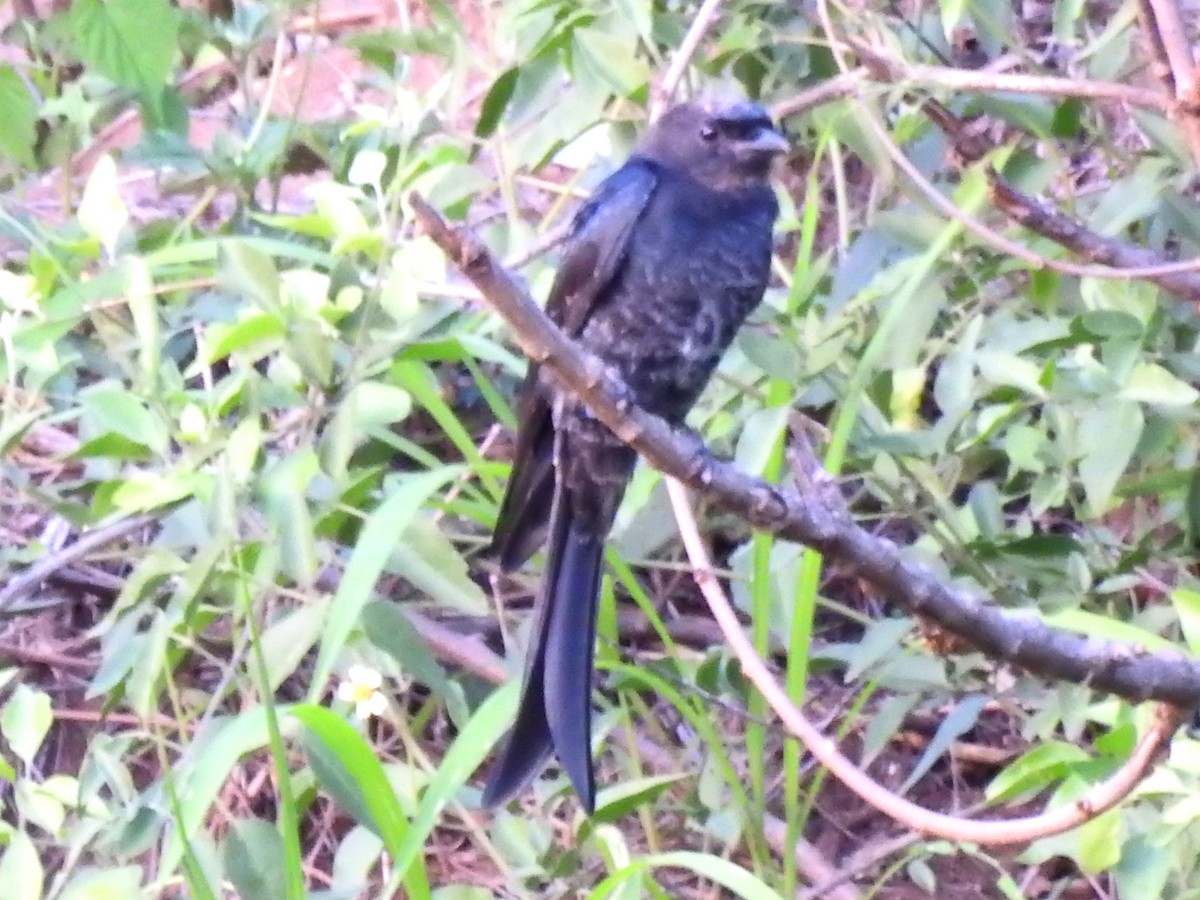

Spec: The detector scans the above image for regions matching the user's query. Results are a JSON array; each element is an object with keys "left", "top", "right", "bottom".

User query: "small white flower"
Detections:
[{"left": 336, "top": 665, "right": 387, "bottom": 720}]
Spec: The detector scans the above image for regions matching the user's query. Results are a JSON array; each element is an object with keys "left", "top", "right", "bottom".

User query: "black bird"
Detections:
[{"left": 481, "top": 98, "right": 787, "bottom": 812}]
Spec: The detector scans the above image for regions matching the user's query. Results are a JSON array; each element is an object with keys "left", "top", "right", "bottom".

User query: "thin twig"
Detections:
[
  {"left": 806, "top": 0, "right": 1200, "bottom": 283},
  {"left": 1139, "top": 0, "right": 1200, "bottom": 167},
  {"left": 0, "top": 515, "right": 154, "bottom": 612},
  {"left": 652, "top": 0, "right": 726, "bottom": 119},
  {"left": 871, "top": 59, "right": 1167, "bottom": 111},
  {"left": 771, "top": 70, "right": 867, "bottom": 121},
  {"left": 665, "top": 477, "right": 1184, "bottom": 845}
]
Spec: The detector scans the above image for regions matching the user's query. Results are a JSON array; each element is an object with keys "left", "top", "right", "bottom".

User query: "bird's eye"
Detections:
[{"left": 700, "top": 124, "right": 717, "bottom": 142}]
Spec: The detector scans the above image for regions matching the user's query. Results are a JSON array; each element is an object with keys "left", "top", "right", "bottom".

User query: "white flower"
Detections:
[{"left": 336, "top": 665, "right": 387, "bottom": 720}]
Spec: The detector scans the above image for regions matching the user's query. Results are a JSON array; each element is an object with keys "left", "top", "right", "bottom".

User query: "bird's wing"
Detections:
[
  {"left": 545, "top": 158, "right": 660, "bottom": 331},
  {"left": 489, "top": 159, "right": 659, "bottom": 571}
]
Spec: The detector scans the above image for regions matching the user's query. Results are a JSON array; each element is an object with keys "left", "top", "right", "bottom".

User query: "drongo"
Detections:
[{"left": 481, "top": 98, "right": 787, "bottom": 812}]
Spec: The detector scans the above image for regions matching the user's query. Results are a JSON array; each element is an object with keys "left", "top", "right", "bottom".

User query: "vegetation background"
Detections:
[{"left": 2, "top": 0, "right": 1200, "bottom": 896}]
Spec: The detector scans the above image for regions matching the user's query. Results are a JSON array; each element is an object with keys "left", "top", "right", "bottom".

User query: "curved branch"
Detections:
[
  {"left": 651, "top": 0, "right": 726, "bottom": 118},
  {"left": 410, "top": 191, "right": 1200, "bottom": 708},
  {"left": 666, "top": 477, "right": 1184, "bottom": 845}
]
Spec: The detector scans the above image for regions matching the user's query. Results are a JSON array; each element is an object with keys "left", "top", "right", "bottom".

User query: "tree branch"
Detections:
[
  {"left": 988, "top": 175, "right": 1200, "bottom": 303},
  {"left": 409, "top": 191, "right": 1200, "bottom": 708},
  {"left": 666, "top": 476, "right": 1183, "bottom": 845}
]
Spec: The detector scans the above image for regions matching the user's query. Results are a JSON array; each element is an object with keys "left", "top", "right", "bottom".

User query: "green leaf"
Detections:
[
  {"left": 1114, "top": 834, "right": 1172, "bottom": 899},
  {"left": 59, "top": 866, "right": 143, "bottom": 900},
  {"left": 590, "top": 774, "right": 687, "bottom": 824},
  {"left": 77, "top": 155, "right": 129, "bottom": 256},
  {"left": 386, "top": 517, "right": 488, "bottom": 614},
  {"left": 0, "top": 829, "right": 42, "bottom": 900},
  {"left": 361, "top": 602, "right": 458, "bottom": 712},
  {"left": 199, "top": 313, "right": 286, "bottom": 367},
  {"left": 70, "top": 0, "right": 178, "bottom": 127},
  {"left": 975, "top": 350, "right": 1046, "bottom": 398},
  {"left": 260, "top": 597, "right": 332, "bottom": 692},
  {"left": 223, "top": 819, "right": 288, "bottom": 900},
  {"left": 1119, "top": 362, "right": 1200, "bottom": 406},
  {"left": 308, "top": 467, "right": 460, "bottom": 699},
  {"left": 159, "top": 709, "right": 275, "bottom": 877},
  {"left": 290, "top": 704, "right": 431, "bottom": 899},
  {"left": 901, "top": 694, "right": 987, "bottom": 792},
  {"left": 1077, "top": 401, "right": 1142, "bottom": 515},
  {"left": 1171, "top": 588, "right": 1200, "bottom": 655},
  {"left": 81, "top": 387, "right": 169, "bottom": 454},
  {"left": 0, "top": 65, "right": 37, "bottom": 167},
  {"left": 218, "top": 241, "right": 282, "bottom": 310},
  {"left": 1, "top": 684, "right": 53, "bottom": 767},
  {"left": 572, "top": 28, "right": 649, "bottom": 96},
  {"left": 381, "top": 682, "right": 518, "bottom": 896},
  {"left": 126, "top": 258, "right": 160, "bottom": 387},
  {"left": 475, "top": 66, "right": 520, "bottom": 139},
  {"left": 590, "top": 851, "right": 785, "bottom": 900},
  {"left": 257, "top": 450, "right": 320, "bottom": 586},
  {"left": 987, "top": 741, "right": 1090, "bottom": 803},
  {"left": 1076, "top": 809, "right": 1122, "bottom": 875}
]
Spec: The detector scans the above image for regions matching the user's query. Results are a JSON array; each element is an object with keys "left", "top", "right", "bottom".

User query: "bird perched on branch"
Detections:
[{"left": 481, "top": 97, "right": 787, "bottom": 812}]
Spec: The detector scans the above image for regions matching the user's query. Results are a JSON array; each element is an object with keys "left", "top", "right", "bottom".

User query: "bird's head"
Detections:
[{"left": 639, "top": 96, "right": 788, "bottom": 191}]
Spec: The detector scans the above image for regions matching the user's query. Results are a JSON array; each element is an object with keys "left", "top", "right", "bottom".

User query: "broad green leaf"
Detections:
[
  {"left": 1114, "top": 834, "right": 1172, "bottom": 899},
  {"left": 1, "top": 684, "right": 52, "bottom": 767},
  {"left": 257, "top": 450, "right": 320, "bottom": 586},
  {"left": 125, "top": 258, "right": 160, "bottom": 387},
  {"left": 0, "top": 831, "right": 42, "bottom": 900},
  {"left": 591, "top": 774, "right": 687, "bottom": 823},
  {"left": 291, "top": 704, "right": 431, "bottom": 899},
  {"left": 77, "top": 155, "right": 128, "bottom": 256},
  {"left": 71, "top": 0, "right": 178, "bottom": 126},
  {"left": 387, "top": 517, "right": 488, "bottom": 613},
  {"left": 1077, "top": 401, "right": 1142, "bottom": 514},
  {"left": 224, "top": 818, "right": 288, "bottom": 900},
  {"left": 1119, "top": 363, "right": 1200, "bottom": 406},
  {"left": 159, "top": 708, "right": 277, "bottom": 876},
  {"left": 0, "top": 65, "right": 36, "bottom": 166},
  {"left": 1171, "top": 588, "right": 1200, "bottom": 655},
  {"left": 59, "top": 866, "right": 143, "bottom": 900},
  {"left": 81, "top": 387, "right": 169, "bottom": 454},
  {"left": 199, "top": 313, "right": 286, "bottom": 367},
  {"left": 475, "top": 66, "right": 520, "bottom": 138},
  {"left": 381, "top": 682, "right": 518, "bottom": 896},
  {"left": 308, "top": 467, "right": 460, "bottom": 698},
  {"left": 218, "top": 242, "right": 282, "bottom": 310},
  {"left": 987, "top": 741, "right": 1090, "bottom": 803},
  {"left": 1041, "top": 608, "right": 1175, "bottom": 653},
  {"left": 1076, "top": 809, "right": 1122, "bottom": 874},
  {"left": 260, "top": 597, "right": 332, "bottom": 692},
  {"left": 572, "top": 28, "right": 649, "bottom": 96}
]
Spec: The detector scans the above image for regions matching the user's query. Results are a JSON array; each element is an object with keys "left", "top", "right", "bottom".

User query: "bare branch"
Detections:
[
  {"left": 410, "top": 191, "right": 1200, "bottom": 707},
  {"left": 867, "top": 57, "right": 1167, "bottom": 111},
  {"left": 1138, "top": 0, "right": 1200, "bottom": 167},
  {"left": 666, "top": 477, "right": 1185, "bottom": 845},
  {"left": 651, "top": 0, "right": 726, "bottom": 119},
  {"left": 989, "top": 175, "right": 1200, "bottom": 303},
  {"left": 770, "top": 70, "right": 867, "bottom": 121}
]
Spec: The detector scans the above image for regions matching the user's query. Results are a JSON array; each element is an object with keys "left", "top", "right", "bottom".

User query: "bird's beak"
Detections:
[{"left": 742, "top": 126, "right": 788, "bottom": 157}]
